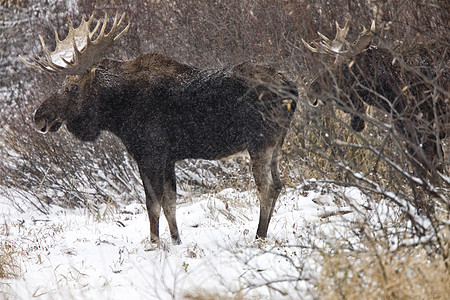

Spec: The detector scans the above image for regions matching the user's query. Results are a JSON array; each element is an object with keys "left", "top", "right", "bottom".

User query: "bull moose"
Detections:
[
  {"left": 303, "top": 21, "right": 448, "bottom": 179},
  {"left": 20, "top": 13, "right": 297, "bottom": 244}
]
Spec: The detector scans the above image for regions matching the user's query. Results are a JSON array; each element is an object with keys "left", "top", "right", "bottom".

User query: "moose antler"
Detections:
[
  {"left": 302, "top": 20, "right": 375, "bottom": 61},
  {"left": 19, "top": 12, "right": 130, "bottom": 75}
]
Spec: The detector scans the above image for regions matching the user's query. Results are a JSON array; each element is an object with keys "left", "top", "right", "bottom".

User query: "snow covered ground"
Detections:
[{"left": 1, "top": 184, "right": 380, "bottom": 299}]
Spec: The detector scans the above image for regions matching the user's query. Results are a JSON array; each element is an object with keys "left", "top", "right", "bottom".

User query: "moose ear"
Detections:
[
  {"left": 89, "top": 66, "right": 101, "bottom": 82},
  {"left": 90, "top": 64, "right": 107, "bottom": 78},
  {"left": 90, "top": 64, "right": 116, "bottom": 89},
  {"left": 91, "top": 59, "right": 112, "bottom": 77}
]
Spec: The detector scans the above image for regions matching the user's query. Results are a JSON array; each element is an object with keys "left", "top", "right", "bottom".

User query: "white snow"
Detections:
[{"left": 1, "top": 184, "right": 393, "bottom": 299}]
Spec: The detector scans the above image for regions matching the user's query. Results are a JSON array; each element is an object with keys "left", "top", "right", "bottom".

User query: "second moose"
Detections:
[{"left": 303, "top": 21, "right": 448, "bottom": 179}]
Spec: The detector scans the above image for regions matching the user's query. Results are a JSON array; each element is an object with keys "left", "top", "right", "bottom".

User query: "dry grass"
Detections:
[
  {"left": 315, "top": 227, "right": 450, "bottom": 300},
  {"left": 183, "top": 290, "right": 249, "bottom": 300},
  {"left": 0, "top": 0, "right": 24, "bottom": 7},
  {"left": 0, "top": 241, "right": 21, "bottom": 279},
  {"left": 285, "top": 105, "right": 404, "bottom": 191}
]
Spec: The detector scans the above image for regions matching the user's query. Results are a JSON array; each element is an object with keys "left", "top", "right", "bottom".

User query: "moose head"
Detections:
[
  {"left": 21, "top": 12, "right": 298, "bottom": 244},
  {"left": 303, "top": 21, "right": 448, "bottom": 179},
  {"left": 20, "top": 12, "right": 129, "bottom": 141}
]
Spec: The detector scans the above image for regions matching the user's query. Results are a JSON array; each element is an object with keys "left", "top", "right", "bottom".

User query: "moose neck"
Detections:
[
  {"left": 95, "top": 74, "right": 141, "bottom": 136},
  {"left": 92, "top": 55, "right": 193, "bottom": 158}
]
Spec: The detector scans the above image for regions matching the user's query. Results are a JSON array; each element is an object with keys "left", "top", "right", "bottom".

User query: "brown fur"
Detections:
[
  {"left": 34, "top": 53, "right": 298, "bottom": 244},
  {"left": 308, "top": 42, "right": 449, "bottom": 177}
]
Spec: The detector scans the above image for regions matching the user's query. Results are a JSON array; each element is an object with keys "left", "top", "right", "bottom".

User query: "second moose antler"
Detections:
[
  {"left": 19, "top": 12, "right": 129, "bottom": 75},
  {"left": 302, "top": 20, "right": 375, "bottom": 63}
]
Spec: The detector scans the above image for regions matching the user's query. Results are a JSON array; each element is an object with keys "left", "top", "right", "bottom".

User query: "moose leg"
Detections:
[
  {"left": 162, "top": 164, "right": 181, "bottom": 244},
  {"left": 139, "top": 167, "right": 164, "bottom": 243},
  {"left": 269, "top": 142, "right": 283, "bottom": 218},
  {"left": 397, "top": 119, "right": 437, "bottom": 176},
  {"left": 250, "top": 147, "right": 277, "bottom": 239}
]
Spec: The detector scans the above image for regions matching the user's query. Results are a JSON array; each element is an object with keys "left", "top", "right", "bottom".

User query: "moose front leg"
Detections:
[{"left": 140, "top": 167, "right": 164, "bottom": 243}]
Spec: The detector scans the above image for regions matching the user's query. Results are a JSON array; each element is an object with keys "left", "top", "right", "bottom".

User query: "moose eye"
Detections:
[{"left": 66, "top": 84, "right": 79, "bottom": 95}]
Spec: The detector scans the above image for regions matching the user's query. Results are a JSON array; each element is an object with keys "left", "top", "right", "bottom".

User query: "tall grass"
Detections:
[
  {"left": 0, "top": 241, "right": 21, "bottom": 279},
  {"left": 315, "top": 226, "right": 450, "bottom": 300}
]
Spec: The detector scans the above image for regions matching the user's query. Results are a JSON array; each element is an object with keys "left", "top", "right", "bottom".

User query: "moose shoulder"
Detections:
[{"left": 22, "top": 13, "right": 298, "bottom": 244}]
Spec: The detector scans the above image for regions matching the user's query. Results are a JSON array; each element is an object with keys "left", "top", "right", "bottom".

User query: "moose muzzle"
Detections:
[{"left": 34, "top": 114, "right": 63, "bottom": 134}]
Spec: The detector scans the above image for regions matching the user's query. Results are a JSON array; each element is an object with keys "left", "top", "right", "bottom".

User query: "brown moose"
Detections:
[
  {"left": 20, "top": 12, "right": 297, "bottom": 244},
  {"left": 303, "top": 21, "right": 449, "bottom": 180}
]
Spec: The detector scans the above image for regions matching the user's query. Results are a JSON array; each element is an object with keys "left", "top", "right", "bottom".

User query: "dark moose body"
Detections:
[
  {"left": 34, "top": 53, "right": 298, "bottom": 244},
  {"left": 303, "top": 22, "right": 449, "bottom": 177}
]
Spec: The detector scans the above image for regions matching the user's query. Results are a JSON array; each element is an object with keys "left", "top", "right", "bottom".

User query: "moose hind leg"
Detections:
[
  {"left": 162, "top": 165, "right": 181, "bottom": 244},
  {"left": 269, "top": 143, "right": 283, "bottom": 217},
  {"left": 250, "top": 147, "right": 278, "bottom": 239}
]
